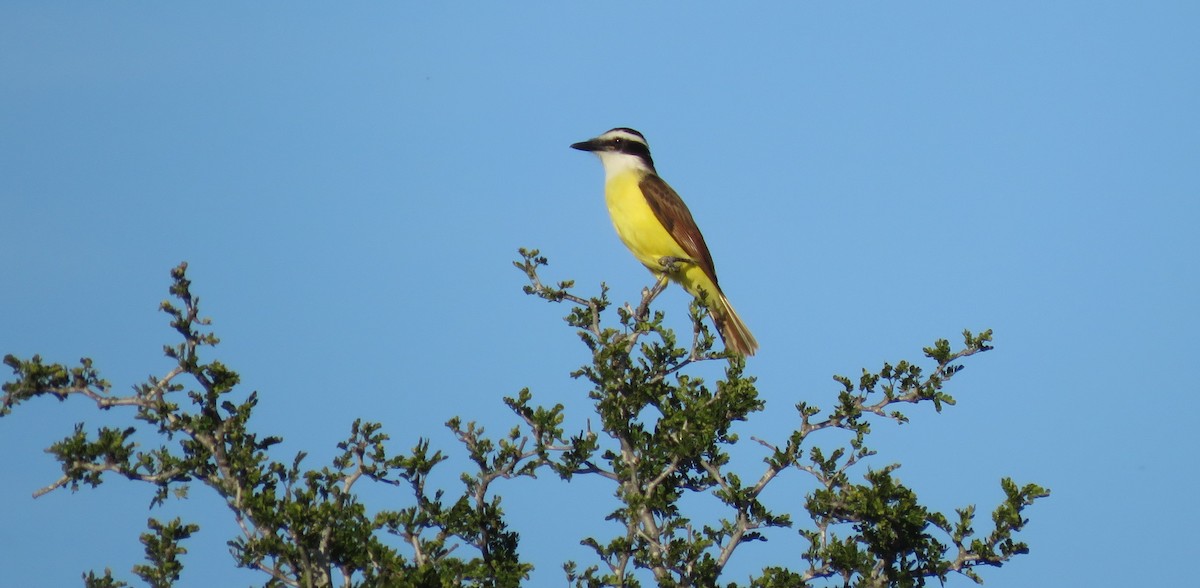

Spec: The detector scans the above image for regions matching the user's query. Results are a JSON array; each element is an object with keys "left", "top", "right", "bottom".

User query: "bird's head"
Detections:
[{"left": 571, "top": 127, "right": 656, "bottom": 176}]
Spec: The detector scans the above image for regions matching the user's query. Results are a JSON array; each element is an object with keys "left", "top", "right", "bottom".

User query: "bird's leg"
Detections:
[{"left": 656, "top": 256, "right": 696, "bottom": 274}]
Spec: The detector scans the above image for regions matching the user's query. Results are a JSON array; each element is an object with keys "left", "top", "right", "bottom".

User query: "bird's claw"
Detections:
[{"left": 657, "top": 256, "right": 695, "bottom": 273}]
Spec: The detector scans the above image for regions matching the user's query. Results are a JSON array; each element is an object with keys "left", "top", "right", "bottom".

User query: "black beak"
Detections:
[{"left": 570, "top": 138, "right": 601, "bottom": 152}]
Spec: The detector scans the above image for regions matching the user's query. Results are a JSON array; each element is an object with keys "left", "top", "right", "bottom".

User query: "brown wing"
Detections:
[{"left": 638, "top": 174, "right": 719, "bottom": 285}]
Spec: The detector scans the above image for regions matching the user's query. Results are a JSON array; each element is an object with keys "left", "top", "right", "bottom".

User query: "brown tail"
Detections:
[{"left": 712, "top": 291, "right": 758, "bottom": 356}]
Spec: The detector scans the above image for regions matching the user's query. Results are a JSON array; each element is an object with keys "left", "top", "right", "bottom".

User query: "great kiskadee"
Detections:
[{"left": 571, "top": 127, "right": 758, "bottom": 356}]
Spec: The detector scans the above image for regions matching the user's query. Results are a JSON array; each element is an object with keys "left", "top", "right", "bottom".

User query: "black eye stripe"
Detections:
[
  {"left": 608, "top": 137, "right": 655, "bottom": 170},
  {"left": 618, "top": 140, "right": 649, "bottom": 157}
]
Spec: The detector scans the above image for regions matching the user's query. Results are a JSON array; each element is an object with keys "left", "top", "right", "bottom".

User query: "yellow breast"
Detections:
[{"left": 604, "top": 171, "right": 689, "bottom": 272}]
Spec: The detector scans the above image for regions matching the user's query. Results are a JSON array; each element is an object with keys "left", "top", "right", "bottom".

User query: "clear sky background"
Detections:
[{"left": 2, "top": 3, "right": 1197, "bottom": 586}]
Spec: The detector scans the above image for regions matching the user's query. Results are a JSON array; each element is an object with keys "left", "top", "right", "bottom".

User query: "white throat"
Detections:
[{"left": 594, "top": 150, "right": 653, "bottom": 182}]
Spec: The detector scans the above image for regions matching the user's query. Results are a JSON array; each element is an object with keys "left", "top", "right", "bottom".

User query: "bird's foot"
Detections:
[{"left": 656, "top": 256, "right": 695, "bottom": 274}]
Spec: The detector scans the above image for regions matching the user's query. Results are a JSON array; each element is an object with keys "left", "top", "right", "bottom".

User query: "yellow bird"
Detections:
[{"left": 571, "top": 127, "right": 758, "bottom": 356}]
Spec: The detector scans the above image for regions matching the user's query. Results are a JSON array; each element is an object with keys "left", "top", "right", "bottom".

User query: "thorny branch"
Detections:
[
  {"left": 2, "top": 253, "right": 1045, "bottom": 588},
  {"left": 516, "top": 248, "right": 1043, "bottom": 588}
]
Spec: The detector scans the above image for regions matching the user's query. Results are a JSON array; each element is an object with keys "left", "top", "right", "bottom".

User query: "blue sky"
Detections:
[{"left": 2, "top": 3, "right": 1197, "bottom": 586}]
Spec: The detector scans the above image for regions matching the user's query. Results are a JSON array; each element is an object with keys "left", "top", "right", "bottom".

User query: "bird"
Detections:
[{"left": 570, "top": 127, "right": 758, "bottom": 356}]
